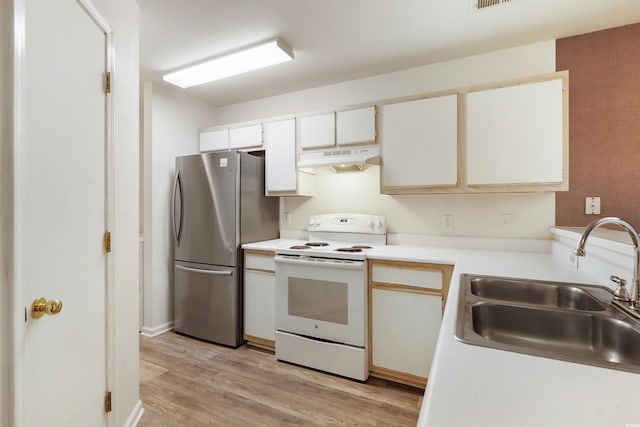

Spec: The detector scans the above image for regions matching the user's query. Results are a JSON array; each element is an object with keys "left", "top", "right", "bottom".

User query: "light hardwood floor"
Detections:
[{"left": 139, "top": 332, "right": 423, "bottom": 426}]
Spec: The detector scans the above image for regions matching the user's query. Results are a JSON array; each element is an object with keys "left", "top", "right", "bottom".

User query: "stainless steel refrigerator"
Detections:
[{"left": 172, "top": 151, "right": 279, "bottom": 347}]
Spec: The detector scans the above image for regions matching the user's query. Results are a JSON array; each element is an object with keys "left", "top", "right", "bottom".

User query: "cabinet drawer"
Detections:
[
  {"left": 245, "top": 252, "right": 275, "bottom": 271},
  {"left": 371, "top": 264, "right": 442, "bottom": 290}
]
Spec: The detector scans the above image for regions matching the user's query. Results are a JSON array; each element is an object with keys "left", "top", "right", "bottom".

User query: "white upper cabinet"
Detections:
[
  {"left": 300, "top": 113, "right": 335, "bottom": 150},
  {"left": 381, "top": 94, "right": 458, "bottom": 190},
  {"left": 466, "top": 78, "right": 565, "bottom": 186},
  {"left": 380, "top": 72, "right": 567, "bottom": 194},
  {"left": 265, "top": 119, "right": 296, "bottom": 192},
  {"left": 199, "top": 128, "right": 229, "bottom": 152},
  {"left": 200, "top": 123, "right": 263, "bottom": 152},
  {"left": 199, "top": 71, "right": 566, "bottom": 194},
  {"left": 336, "top": 106, "right": 376, "bottom": 146},
  {"left": 264, "top": 118, "right": 313, "bottom": 196},
  {"left": 229, "top": 123, "right": 263, "bottom": 149}
]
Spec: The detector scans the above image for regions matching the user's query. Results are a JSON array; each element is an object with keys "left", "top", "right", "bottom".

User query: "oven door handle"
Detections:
[{"left": 274, "top": 255, "right": 365, "bottom": 270}]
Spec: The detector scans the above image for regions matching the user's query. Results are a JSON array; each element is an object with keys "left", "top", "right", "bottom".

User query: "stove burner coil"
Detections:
[
  {"left": 351, "top": 245, "right": 372, "bottom": 249},
  {"left": 305, "top": 242, "right": 329, "bottom": 247},
  {"left": 335, "top": 247, "right": 363, "bottom": 253},
  {"left": 289, "top": 245, "right": 311, "bottom": 249}
]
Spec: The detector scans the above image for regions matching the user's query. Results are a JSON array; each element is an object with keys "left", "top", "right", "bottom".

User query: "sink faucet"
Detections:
[{"left": 574, "top": 217, "right": 640, "bottom": 313}]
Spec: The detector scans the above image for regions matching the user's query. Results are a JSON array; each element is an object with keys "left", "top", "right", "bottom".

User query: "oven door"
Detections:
[{"left": 275, "top": 255, "right": 366, "bottom": 347}]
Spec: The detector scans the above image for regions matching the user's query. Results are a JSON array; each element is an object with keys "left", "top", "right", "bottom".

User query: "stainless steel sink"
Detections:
[
  {"left": 469, "top": 276, "right": 606, "bottom": 311},
  {"left": 455, "top": 274, "right": 640, "bottom": 373}
]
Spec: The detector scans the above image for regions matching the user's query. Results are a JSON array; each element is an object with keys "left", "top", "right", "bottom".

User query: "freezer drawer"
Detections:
[{"left": 174, "top": 261, "right": 242, "bottom": 347}]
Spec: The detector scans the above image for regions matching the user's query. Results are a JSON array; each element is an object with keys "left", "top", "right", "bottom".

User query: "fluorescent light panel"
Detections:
[{"left": 163, "top": 38, "right": 293, "bottom": 88}]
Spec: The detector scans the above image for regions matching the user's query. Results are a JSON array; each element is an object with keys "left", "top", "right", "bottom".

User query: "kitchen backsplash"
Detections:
[{"left": 281, "top": 165, "right": 556, "bottom": 239}]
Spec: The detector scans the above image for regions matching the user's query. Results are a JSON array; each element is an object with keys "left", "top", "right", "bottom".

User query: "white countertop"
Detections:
[
  {"left": 243, "top": 238, "right": 640, "bottom": 426},
  {"left": 418, "top": 249, "right": 640, "bottom": 427}
]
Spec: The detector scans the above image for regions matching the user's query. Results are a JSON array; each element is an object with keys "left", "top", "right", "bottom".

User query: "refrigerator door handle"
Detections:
[
  {"left": 172, "top": 170, "right": 184, "bottom": 245},
  {"left": 175, "top": 264, "right": 233, "bottom": 276}
]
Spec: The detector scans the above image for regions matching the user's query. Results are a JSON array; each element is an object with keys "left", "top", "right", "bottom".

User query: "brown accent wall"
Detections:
[{"left": 555, "top": 23, "right": 640, "bottom": 227}]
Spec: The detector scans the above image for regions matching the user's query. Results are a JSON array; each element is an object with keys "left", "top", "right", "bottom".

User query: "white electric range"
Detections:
[{"left": 274, "top": 213, "right": 386, "bottom": 381}]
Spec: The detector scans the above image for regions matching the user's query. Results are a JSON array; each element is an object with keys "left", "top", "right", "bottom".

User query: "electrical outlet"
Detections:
[
  {"left": 282, "top": 212, "right": 291, "bottom": 225},
  {"left": 500, "top": 213, "right": 512, "bottom": 226},
  {"left": 585, "top": 197, "right": 601, "bottom": 215},
  {"left": 443, "top": 215, "right": 453, "bottom": 230}
]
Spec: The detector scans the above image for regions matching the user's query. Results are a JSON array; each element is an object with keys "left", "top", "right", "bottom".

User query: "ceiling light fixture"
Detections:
[{"left": 163, "top": 38, "right": 294, "bottom": 89}]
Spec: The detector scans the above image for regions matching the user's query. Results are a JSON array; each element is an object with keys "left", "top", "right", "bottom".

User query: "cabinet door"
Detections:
[
  {"left": 336, "top": 106, "right": 376, "bottom": 146},
  {"left": 381, "top": 95, "right": 458, "bottom": 189},
  {"left": 371, "top": 289, "right": 442, "bottom": 381},
  {"left": 300, "top": 113, "right": 335, "bottom": 149},
  {"left": 265, "top": 118, "right": 297, "bottom": 193},
  {"left": 466, "top": 78, "right": 564, "bottom": 185},
  {"left": 244, "top": 251, "right": 276, "bottom": 347},
  {"left": 200, "top": 128, "right": 229, "bottom": 152},
  {"left": 244, "top": 269, "right": 275, "bottom": 343},
  {"left": 229, "top": 123, "right": 263, "bottom": 149}
]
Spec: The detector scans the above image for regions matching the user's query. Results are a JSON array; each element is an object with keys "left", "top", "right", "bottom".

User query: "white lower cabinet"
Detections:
[
  {"left": 243, "top": 250, "right": 276, "bottom": 349},
  {"left": 372, "top": 290, "right": 442, "bottom": 379},
  {"left": 369, "top": 259, "right": 453, "bottom": 388}
]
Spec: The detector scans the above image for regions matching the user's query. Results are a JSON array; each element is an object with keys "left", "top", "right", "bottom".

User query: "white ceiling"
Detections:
[{"left": 139, "top": 0, "right": 640, "bottom": 108}]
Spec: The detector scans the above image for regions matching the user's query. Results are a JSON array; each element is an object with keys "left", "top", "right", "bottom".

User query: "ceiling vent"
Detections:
[{"left": 475, "top": 0, "right": 511, "bottom": 10}]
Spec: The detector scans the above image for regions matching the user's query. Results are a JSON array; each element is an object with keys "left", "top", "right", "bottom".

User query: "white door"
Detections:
[{"left": 18, "top": 0, "right": 110, "bottom": 426}]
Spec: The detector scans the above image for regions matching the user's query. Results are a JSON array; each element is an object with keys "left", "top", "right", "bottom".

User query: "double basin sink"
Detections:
[{"left": 455, "top": 274, "right": 640, "bottom": 373}]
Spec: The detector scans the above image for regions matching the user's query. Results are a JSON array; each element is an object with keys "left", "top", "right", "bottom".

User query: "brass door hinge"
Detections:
[
  {"left": 104, "top": 391, "right": 112, "bottom": 413},
  {"left": 104, "top": 231, "right": 112, "bottom": 253},
  {"left": 104, "top": 72, "right": 111, "bottom": 94}
]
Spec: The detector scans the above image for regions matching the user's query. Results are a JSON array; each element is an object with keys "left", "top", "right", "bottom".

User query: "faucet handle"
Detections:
[{"left": 610, "top": 275, "right": 631, "bottom": 302}]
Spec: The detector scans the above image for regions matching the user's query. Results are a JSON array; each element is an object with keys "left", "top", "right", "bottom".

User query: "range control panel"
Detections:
[{"left": 308, "top": 213, "right": 386, "bottom": 234}]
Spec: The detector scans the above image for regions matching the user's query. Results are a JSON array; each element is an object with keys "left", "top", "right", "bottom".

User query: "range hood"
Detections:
[{"left": 297, "top": 146, "right": 380, "bottom": 172}]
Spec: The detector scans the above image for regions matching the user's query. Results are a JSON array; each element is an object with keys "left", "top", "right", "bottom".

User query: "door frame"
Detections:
[
  {"left": 6, "top": 1, "right": 116, "bottom": 425},
  {"left": 0, "top": 0, "right": 17, "bottom": 425}
]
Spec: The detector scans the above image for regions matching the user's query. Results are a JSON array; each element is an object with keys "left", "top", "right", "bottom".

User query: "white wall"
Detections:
[
  {"left": 142, "top": 82, "right": 216, "bottom": 335},
  {"left": 285, "top": 166, "right": 555, "bottom": 239},
  {"left": 213, "top": 41, "right": 557, "bottom": 239}
]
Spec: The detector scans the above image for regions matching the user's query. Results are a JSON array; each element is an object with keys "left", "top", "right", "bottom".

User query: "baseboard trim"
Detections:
[
  {"left": 140, "top": 321, "right": 174, "bottom": 337},
  {"left": 123, "top": 399, "right": 144, "bottom": 427}
]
